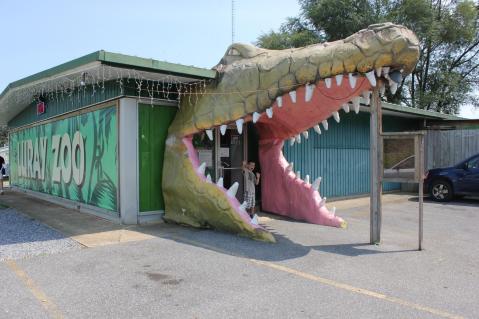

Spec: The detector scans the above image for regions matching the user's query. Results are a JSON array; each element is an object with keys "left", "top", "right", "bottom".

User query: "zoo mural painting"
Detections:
[{"left": 9, "top": 105, "right": 118, "bottom": 212}]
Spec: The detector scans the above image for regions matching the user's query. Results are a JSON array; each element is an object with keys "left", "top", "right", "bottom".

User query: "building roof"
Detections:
[
  {"left": 380, "top": 101, "right": 462, "bottom": 120},
  {"left": 359, "top": 101, "right": 462, "bottom": 121},
  {"left": 0, "top": 50, "right": 463, "bottom": 125},
  {"left": 0, "top": 50, "right": 217, "bottom": 125}
]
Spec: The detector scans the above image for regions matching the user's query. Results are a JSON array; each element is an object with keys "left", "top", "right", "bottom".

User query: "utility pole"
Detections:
[{"left": 231, "top": 0, "right": 236, "bottom": 43}]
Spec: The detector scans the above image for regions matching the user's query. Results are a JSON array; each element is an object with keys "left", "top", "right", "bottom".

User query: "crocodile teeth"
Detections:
[
  {"left": 205, "top": 129, "right": 213, "bottom": 141},
  {"left": 390, "top": 82, "right": 398, "bottom": 94},
  {"left": 365, "top": 71, "right": 377, "bottom": 87},
  {"left": 305, "top": 83, "right": 315, "bottom": 102},
  {"left": 325, "top": 78, "right": 332, "bottom": 88},
  {"left": 239, "top": 201, "right": 247, "bottom": 212},
  {"left": 321, "top": 119, "right": 328, "bottom": 130},
  {"left": 251, "top": 214, "right": 259, "bottom": 225},
  {"left": 276, "top": 96, "right": 283, "bottom": 107},
  {"left": 332, "top": 111, "right": 340, "bottom": 123},
  {"left": 313, "top": 124, "right": 322, "bottom": 134},
  {"left": 252, "top": 112, "right": 261, "bottom": 123},
  {"left": 342, "top": 103, "right": 350, "bottom": 113},
  {"left": 302, "top": 131, "right": 309, "bottom": 139},
  {"left": 375, "top": 67, "right": 382, "bottom": 77},
  {"left": 197, "top": 162, "right": 206, "bottom": 176},
  {"left": 220, "top": 125, "right": 227, "bottom": 135},
  {"left": 216, "top": 177, "right": 224, "bottom": 188},
  {"left": 296, "top": 171, "right": 301, "bottom": 179},
  {"left": 312, "top": 177, "right": 322, "bottom": 191},
  {"left": 266, "top": 107, "right": 273, "bottom": 118},
  {"left": 362, "top": 91, "right": 371, "bottom": 105},
  {"left": 287, "top": 162, "right": 294, "bottom": 171},
  {"left": 352, "top": 96, "right": 360, "bottom": 114},
  {"left": 348, "top": 73, "right": 357, "bottom": 89},
  {"left": 305, "top": 175, "right": 310, "bottom": 184},
  {"left": 319, "top": 197, "right": 327, "bottom": 207},
  {"left": 236, "top": 118, "right": 244, "bottom": 134},
  {"left": 335, "top": 74, "right": 343, "bottom": 86},
  {"left": 380, "top": 84, "right": 386, "bottom": 96},
  {"left": 331, "top": 207, "right": 336, "bottom": 216},
  {"left": 227, "top": 182, "right": 239, "bottom": 198},
  {"left": 289, "top": 90, "right": 297, "bottom": 103},
  {"left": 289, "top": 137, "right": 295, "bottom": 146},
  {"left": 206, "top": 174, "right": 212, "bottom": 183},
  {"left": 295, "top": 134, "right": 301, "bottom": 144}
]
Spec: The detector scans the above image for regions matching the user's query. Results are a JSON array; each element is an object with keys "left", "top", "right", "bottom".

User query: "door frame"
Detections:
[{"left": 214, "top": 124, "right": 248, "bottom": 190}]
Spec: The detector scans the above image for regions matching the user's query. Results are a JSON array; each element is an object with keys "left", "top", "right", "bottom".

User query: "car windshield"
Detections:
[
  {"left": 466, "top": 157, "right": 479, "bottom": 169},
  {"left": 456, "top": 155, "right": 479, "bottom": 169}
]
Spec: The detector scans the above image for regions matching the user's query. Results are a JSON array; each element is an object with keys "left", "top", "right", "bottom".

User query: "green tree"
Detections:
[{"left": 257, "top": 0, "right": 479, "bottom": 114}]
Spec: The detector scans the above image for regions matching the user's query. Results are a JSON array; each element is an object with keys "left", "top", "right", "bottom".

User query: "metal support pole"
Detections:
[
  {"left": 418, "top": 136, "right": 424, "bottom": 250},
  {"left": 370, "top": 89, "right": 383, "bottom": 244}
]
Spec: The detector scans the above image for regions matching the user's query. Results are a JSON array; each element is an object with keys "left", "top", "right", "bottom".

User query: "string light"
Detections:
[{"left": 2, "top": 62, "right": 340, "bottom": 113}]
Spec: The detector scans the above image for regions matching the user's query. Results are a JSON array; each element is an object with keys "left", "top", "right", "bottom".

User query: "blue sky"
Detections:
[
  {"left": 0, "top": 0, "right": 299, "bottom": 89},
  {"left": 0, "top": 0, "right": 476, "bottom": 118}
]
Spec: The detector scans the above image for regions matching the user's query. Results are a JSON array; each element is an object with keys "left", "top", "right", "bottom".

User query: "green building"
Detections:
[{"left": 0, "top": 51, "right": 459, "bottom": 224}]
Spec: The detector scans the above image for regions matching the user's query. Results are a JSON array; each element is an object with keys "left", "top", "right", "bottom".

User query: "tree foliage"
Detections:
[{"left": 257, "top": 0, "right": 479, "bottom": 114}]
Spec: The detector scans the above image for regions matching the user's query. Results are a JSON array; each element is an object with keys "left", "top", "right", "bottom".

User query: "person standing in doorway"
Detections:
[
  {"left": 0, "top": 156, "right": 5, "bottom": 195},
  {"left": 242, "top": 161, "right": 260, "bottom": 217}
]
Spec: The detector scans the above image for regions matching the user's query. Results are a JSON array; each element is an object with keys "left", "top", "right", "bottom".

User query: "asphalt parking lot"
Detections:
[{"left": 0, "top": 191, "right": 478, "bottom": 319}]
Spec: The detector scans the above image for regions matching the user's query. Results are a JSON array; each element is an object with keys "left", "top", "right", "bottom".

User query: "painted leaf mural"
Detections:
[{"left": 9, "top": 105, "right": 118, "bottom": 213}]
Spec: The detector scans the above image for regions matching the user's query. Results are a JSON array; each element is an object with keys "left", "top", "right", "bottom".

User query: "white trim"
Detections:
[{"left": 119, "top": 98, "right": 139, "bottom": 224}]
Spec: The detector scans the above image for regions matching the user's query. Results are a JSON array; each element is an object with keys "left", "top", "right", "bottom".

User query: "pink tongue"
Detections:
[
  {"left": 259, "top": 140, "right": 344, "bottom": 227},
  {"left": 255, "top": 76, "right": 372, "bottom": 142}
]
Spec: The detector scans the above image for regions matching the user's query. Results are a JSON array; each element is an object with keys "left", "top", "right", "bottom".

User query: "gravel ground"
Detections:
[{"left": 0, "top": 208, "right": 81, "bottom": 261}]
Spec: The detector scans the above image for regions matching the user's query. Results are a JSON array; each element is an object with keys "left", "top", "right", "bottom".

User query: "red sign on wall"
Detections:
[{"left": 37, "top": 101, "right": 46, "bottom": 115}]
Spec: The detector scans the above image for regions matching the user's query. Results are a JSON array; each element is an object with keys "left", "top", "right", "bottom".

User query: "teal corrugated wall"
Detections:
[{"left": 283, "top": 112, "right": 420, "bottom": 198}]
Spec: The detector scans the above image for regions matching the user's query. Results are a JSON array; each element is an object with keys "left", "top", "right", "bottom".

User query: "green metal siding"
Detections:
[
  {"left": 8, "top": 81, "right": 122, "bottom": 128},
  {"left": 283, "top": 112, "right": 420, "bottom": 199},
  {"left": 138, "top": 103, "right": 177, "bottom": 212},
  {"left": 8, "top": 80, "right": 180, "bottom": 129}
]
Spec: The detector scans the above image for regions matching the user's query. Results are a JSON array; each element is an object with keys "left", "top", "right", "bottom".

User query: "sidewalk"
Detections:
[
  {"left": 0, "top": 188, "right": 413, "bottom": 248},
  {"left": 0, "top": 190, "right": 154, "bottom": 248}
]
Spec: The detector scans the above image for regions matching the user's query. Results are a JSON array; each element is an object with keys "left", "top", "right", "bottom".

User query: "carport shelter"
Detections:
[{"left": 0, "top": 51, "right": 460, "bottom": 224}]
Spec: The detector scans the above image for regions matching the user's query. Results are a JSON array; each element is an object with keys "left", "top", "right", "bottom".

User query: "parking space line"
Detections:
[
  {"left": 5, "top": 260, "right": 63, "bottom": 319},
  {"left": 251, "top": 260, "right": 464, "bottom": 319},
  {"left": 168, "top": 235, "right": 464, "bottom": 319}
]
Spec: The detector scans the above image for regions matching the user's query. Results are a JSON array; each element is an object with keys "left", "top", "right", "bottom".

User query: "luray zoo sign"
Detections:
[
  {"left": 16, "top": 132, "right": 85, "bottom": 185},
  {"left": 9, "top": 106, "right": 118, "bottom": 212}
]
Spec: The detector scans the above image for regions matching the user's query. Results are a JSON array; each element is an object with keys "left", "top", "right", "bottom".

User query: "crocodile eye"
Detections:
[{"left": 228, "top": 48, "right": 241, "bottom": 56}]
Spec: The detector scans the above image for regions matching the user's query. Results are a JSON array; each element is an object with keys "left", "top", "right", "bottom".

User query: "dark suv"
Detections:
[{"left": 424, "top": 153, "right": 479, "bottom": 201}]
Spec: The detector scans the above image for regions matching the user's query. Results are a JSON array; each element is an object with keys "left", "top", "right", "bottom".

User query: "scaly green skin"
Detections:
[{"left": 163, "top": 23, "right": 419, "bottom": 241}]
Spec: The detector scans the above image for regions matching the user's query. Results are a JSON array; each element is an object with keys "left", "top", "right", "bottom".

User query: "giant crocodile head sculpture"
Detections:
[{"left": 163, "top": 23, "right": 419, "bottom": 242}]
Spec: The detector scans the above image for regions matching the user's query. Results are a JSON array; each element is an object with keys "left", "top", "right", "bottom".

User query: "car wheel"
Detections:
[{"left": 430, "top": 180, "right": 453, "bottom": 202}]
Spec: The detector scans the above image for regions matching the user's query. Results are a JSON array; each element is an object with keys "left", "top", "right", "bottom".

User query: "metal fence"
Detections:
[{"left": 425, "top": 129, "right": 479, "bottom": 169}]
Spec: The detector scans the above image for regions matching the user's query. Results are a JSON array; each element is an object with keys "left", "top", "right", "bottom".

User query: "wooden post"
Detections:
[
  {"left": 370, "top": 89, "right": 383, "bottom": 244},
  {"left": 418, "top": 135, "right": 424, "bottom": 250}
]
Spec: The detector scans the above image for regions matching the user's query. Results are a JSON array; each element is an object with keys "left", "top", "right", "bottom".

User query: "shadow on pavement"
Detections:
[
  {"left": 1, "top": 190, "right": 418, "bottom": 262},
  {"left": 310, "top": 243, "right": 416, "bottom": 256}
]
